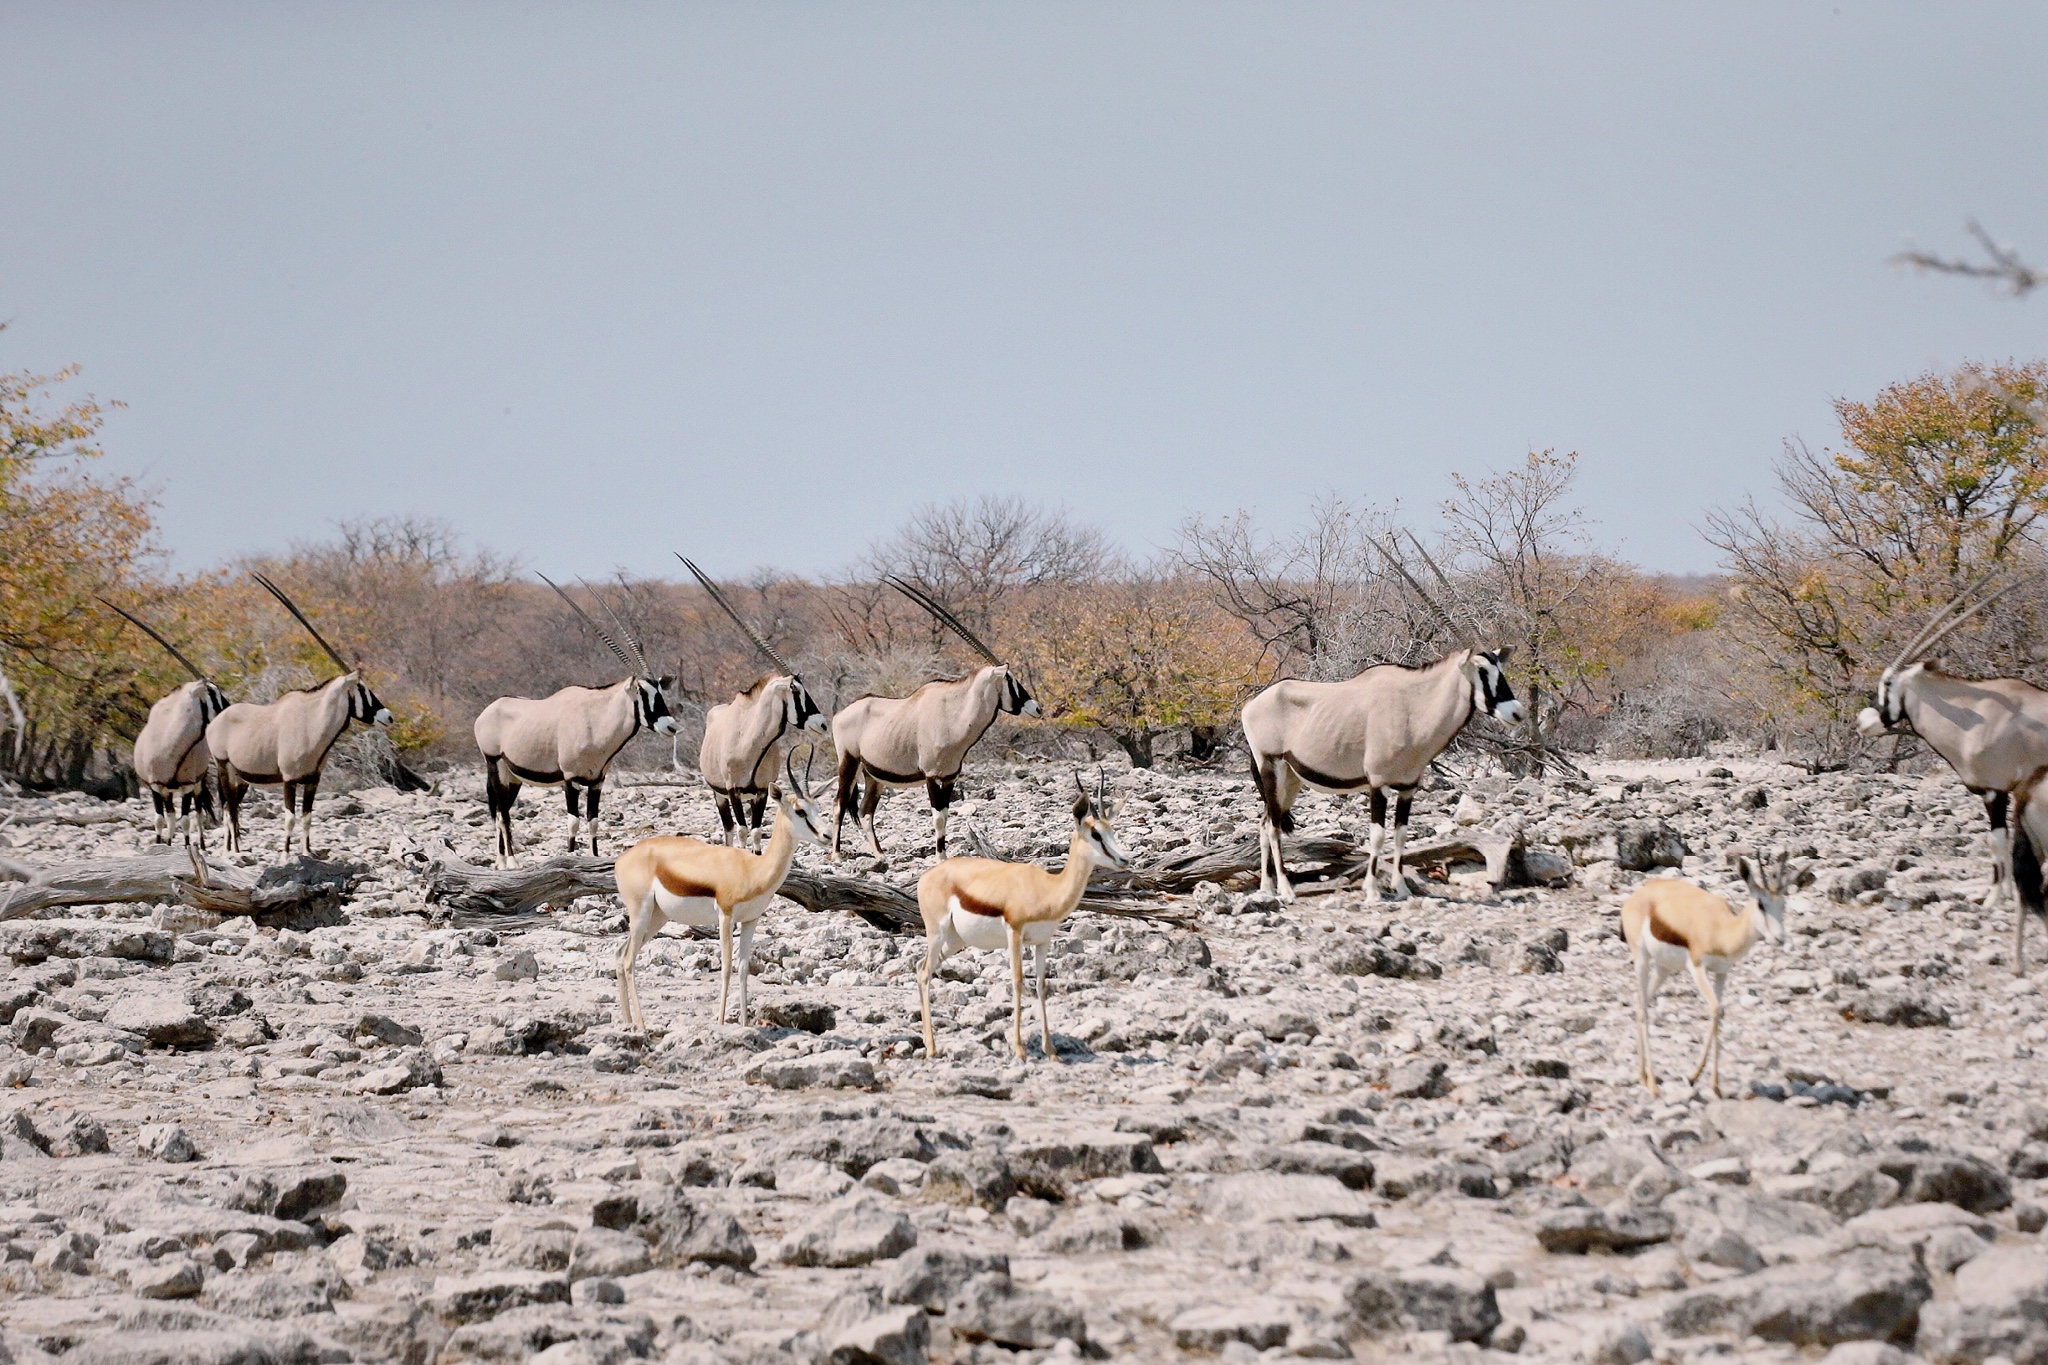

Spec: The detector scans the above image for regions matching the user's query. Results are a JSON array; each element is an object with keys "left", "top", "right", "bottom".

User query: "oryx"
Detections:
[
  {"left": 474, "top": 576, "right": 677, "bottom": 864},
  {"left": 1242, "top": 545, "right": 1525, "bottom": 903},
  {"left": 206, "top": 574, "right": 397, "bottom": 856},
  {"left": 830, "top": 577, "right": 1040, "bottom": 860},
  {"left": 100, "top": 598, "right": 230, "bottom": 848},
  {"left": 678, "top": 556, "right": 828, "bottom": 850},
  {"left": 1855, "top": 573, "right": 2048, "bottom": 969}
]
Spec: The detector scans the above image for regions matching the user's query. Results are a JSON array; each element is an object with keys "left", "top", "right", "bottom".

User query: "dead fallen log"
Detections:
[
  {"left": 1118, "top": 830, "right": 1525, "bottom": 894},
  {"left": 0, "top": 851, "right": 364, "bottom": 924},
  {"left": 421, "top": 856, "right": 616, "bottom": 917},
  {"left": 422, "top": 857, "right": 1194, "bottom": 934}
]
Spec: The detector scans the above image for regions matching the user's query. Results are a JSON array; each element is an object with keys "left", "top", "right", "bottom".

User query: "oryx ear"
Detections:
[
  {"left": 770, "top": 785, "right": 785, "bottom": 802},
  {"left": 1492, "top": 645, "right": 1514, "bottom": 663}
]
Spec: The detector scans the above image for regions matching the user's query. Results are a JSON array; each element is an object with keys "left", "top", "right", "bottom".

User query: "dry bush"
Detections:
[{"left": 1706, "top": 363, "right": 2048, "bottom": 769}]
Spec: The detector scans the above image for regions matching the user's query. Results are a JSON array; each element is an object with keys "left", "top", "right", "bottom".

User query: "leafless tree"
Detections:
[
  {"left": 1895, "top": 220, "right": 2043, "bottom": 297},
  {"left": 862, "top": 495, "right": 1110, "bottom": 637},
  {"left": 1175, "top": 493, "right": 1411, "bottom": 679}
]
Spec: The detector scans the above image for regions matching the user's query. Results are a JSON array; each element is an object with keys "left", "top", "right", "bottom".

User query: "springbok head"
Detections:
[
  {"left": 774, "top": 747, "right": 828, "bottom": 846},
  {"left": 1736, "top": 849, "right": 1795, "bottom": 944},
  {"left": 1071, "top": 770, "right": 1132, "bottom": 871}
]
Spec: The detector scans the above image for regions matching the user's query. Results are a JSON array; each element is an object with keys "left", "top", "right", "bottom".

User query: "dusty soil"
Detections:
[{"left": 0, "top": 756, "right": 2041, "bottom": 1364}]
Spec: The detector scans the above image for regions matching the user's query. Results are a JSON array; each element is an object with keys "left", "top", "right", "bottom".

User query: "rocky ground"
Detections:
[{"left": 0, "top": 754, "right": 2044, "bottom": 1364}]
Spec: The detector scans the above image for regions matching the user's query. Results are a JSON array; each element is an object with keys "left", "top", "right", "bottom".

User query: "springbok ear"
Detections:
[
  {"left": 1737, "top": 855, "right": 1759, "bottom": 886},
  {"left": 1072, "top": 795, "right": 1090, "bottom": 821}
]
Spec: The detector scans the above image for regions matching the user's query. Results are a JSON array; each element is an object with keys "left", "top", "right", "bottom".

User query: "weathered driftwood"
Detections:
[
  {"left": 1117, "top": 830, "right": 1523, "bottom": 894},
  {"left": 422, "top": 856, "right": 616, "bottom": 917},
  {"left": 422, "top": 856, "right": 1191, "bottom": 934},
  {"left": 0, "top": 851, "right": 364, "bottom": 922}
]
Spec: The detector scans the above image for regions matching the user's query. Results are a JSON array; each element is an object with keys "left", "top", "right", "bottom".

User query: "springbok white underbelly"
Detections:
[
  {"left": 944, "top": 900, "right": 1056, "bottom": 952},
  {"left": 652, "top": 887, "right": 773, "bottom": 929},
  {"left": 1642, "top": 939, "right": 1692, "bottom": 977}
]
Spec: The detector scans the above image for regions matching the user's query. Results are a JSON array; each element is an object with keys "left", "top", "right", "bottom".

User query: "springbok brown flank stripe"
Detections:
[
  {"left": 953, "top": 888, "right": 1005, "bottom": 917},
  {"left": 1648, "top": 911, "right": 1687, "bottom": 947},
  {"left": 655, "top": 867, "right": 719, "bottom": 900}
]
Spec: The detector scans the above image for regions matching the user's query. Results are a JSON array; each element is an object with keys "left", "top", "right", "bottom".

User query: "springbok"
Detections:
[
  {"left": 1854, "top": 574, "right": 2048, "bottom": 969},
  {"left": 916, "top": 774, "right": 1130, "bottom": 1061},
  {"left": 207, "top": 575, "right": 396, "bottom": 856},
  {"left": 613, "top": 751, "right": 826, "bottom": 1030},
  {"left": 475, "top": 576, "right": 677, "bottom": 864},
  {"left": 831, "top": 577, "right": 1040, "bottom": 859},
  {"left": 678, "top": 556, "right": 828, "bottom": 850},
  {"left": 1622, "top": 853, "right": 1793, "bottom": 1098},
  {"left": 101, "top": 598, "right": 230, "bottom": 848}
]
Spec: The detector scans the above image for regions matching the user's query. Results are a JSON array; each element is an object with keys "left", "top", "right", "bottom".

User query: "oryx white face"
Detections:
[
  {"left": 789, "top": 678, "right": 829, "bottom": 734},
  {"left": 638, "top": 676, "right": 678, "bottom": 735},
  {"left": 1000, "top": 667, "right": 1040, "bottom": 719},
  {"left": 1471, "top": 648, "right": 1525, "bottom": 724},
  {"left": 1859, "top": 663, "right": 1920, "bottom": 737},
  {"left": 348, "top": 678, "right": 392, "bottom": 727}
]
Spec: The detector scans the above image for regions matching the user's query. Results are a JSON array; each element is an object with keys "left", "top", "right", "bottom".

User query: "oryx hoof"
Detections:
[{"left": 1381, "top": 879, "right": 1412, "bottom": 903}]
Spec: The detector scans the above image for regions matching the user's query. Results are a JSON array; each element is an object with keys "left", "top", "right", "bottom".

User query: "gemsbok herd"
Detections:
[{"left": 99, "top": 564, "right": 2045, "bottom": 1085}]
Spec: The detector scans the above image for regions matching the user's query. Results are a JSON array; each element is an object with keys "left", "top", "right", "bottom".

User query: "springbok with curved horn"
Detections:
[
  {"left": 1623, "top": 851, "right": 1793, "bottom": 1098},
  {"left": 1856, "top": 572, "right": 2048, "bottom": 968},
  {"left": 206, "top": 574, "right": 396, "bottom": 856},
  {"left": 916, "top": 773, "right": 1130, "bottom": 1061},
  {"left": 678, "top": 556, "right": 828, "bottom": 850},
  {"left": 1241, "top": 543, "right": 1526, "bottom": 903},
  {"left": 830, "top": 577, "right": 1040, "bottom": 859},
  {"left": 614, "top": 750, "right": 826, "bottom": 1030},
  {"left": 101, "top": 598, "right": 231, "bottom": 848},
  {"left": 475, "top": 576, "right": 678, "bottom": 864}
]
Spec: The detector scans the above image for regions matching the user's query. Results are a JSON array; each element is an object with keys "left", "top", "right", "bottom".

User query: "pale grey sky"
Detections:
[{"left": 3, "top": 2, "right": 2044, "bottom": 577}]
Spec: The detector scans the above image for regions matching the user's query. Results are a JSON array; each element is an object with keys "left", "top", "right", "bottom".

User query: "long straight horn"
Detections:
[
  {"left": 578, "top": 577, "right": 650, "bottom": 674},
  {"left": 1373, "top": 539, "right": 1465, "bottom": 645},
  {"left": 1905, "top": 578, "right": 2019, "bottom": 667},
  {"left": 538, "top": 573, "right": 637, "bottom": 673},
  {"left": 1887, "top": 567, "right": 2004, "bottom": 672},
  {"left": 1405, "top": 532, "right": 1487, "bottom": 648},
  {"left": 250, "top": 573, "right": 353, "bottom": 674},
  {"left": 97, "top": 598, "right": 208, "bottom": 683},
  {"left": 677, "top": 555, "right": 802, "bottom": 681},
  {"left": 885, "top": 576, "right": 1002, "bottom": 665}
]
